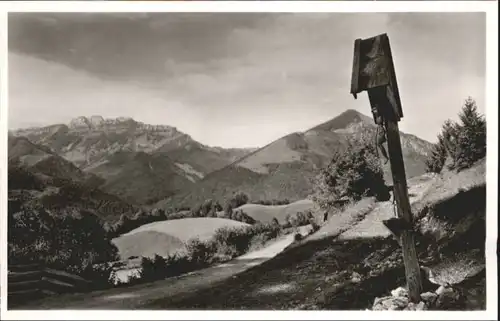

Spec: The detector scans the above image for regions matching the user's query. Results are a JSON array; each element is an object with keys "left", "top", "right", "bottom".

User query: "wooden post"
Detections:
[
  {"left": 384, "top": 119, "right": 423, "bottom": 302},
  {"left": 350, "top": 33, "right": 423, "bottom": 303}
]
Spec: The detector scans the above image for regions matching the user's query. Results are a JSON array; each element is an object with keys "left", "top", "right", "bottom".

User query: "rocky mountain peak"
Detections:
[
  {"left": 69, "top": 116, "right": 91, "bottom": 129},
  {"left": 89, "top": 115, "right": 105, "bottom": 127},
  {"left": 309, "top": 109, "right": 374, "bottom": 133}
]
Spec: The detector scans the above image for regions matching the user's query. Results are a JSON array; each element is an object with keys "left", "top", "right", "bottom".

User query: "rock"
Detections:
[
  {"left": 89, "top": 115, "right": 105, "bottom": 128},
  {"left": 69, "top": 116, "right": 91, "bottom": 129},
  {"left": 405, "top": 301, "right": 427, "bottom": 311},
  {"left": 435, "top": 286, "right": 463, "bottom": 309},
  {"left": 391, "top": 286, "right": 408, "bottom": 297},
  {"left": 351, "top": 271, "right": 362, "bottom": 283},
  {"left": 392, "top": 297, "right": 409, "bottom": 308},
  {"left": 372, "top": 296, "right": 392, "bottom": 310},
  {"left": 421, "top": 291, "right": 438, "bottom": 303},
  {"left": 435, "top": 285, "right": 446, "bottom": 295},
  {"left": 373, "top": 296, "right": 408, "bottom": 311}
]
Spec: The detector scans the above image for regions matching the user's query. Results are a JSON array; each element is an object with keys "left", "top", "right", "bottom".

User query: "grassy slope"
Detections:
[
  {"left": 237, "top": 200, "right": 315, "bottom": 224},
  {"left": 158, "top": 110, "right": 432, "bottom": 210},
  {"left": 86, "top": 151, "right": 194, "bottom": 205},
  {"left": 164, "top": 143, "right": 253, "bottom": 177},
  {"left": 8, "top": 136, "right": 102, "bottom": 187},
  {"left": 112, "top": 231, "right": 186, "bottom": 260},
  {"left": 144, "top": 160, "right": 486, "bottom": 310},
  {"left": 8, "top": 163, "right": 137, "bottom": 225},
  {"left": 112, "top": 218, "right": 250, "bottom": 259}
]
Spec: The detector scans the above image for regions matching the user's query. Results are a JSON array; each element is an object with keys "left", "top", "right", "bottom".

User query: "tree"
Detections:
[
  {"left": 8, "top": 206, "right": 118, "bottom": 275},
  {"left": 114, "top": 214, "right": 131, "bottom": 235},
  {"left": 224, "top": 202, "right": 233, "bottom": 218},
  {"left": 425, "top": 97, "right": 486, "bottom": 173},
  {"left": 151, "top": 208, "right": 165, "bottom": 219},
  {"left": 425, "top": 134, "right": 448, "bottom": 173},
  {"left": 454, "top": 97, "right": 486, "bottom": 170},
  {"left": 200, "top": 199, "right": 214, "bottom": 217},
  {"left": 230, "top": 192, "right": 249, "bottom": 208},
  {"left": 312, "top": 136, "right": 388, "bottom": 210}
]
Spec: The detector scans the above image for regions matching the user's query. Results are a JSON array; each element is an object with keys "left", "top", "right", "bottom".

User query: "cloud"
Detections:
[
  {"left": 9, "top": 53, "right": 203, "bottom": 135},
  {"left": 8, "top": 13, "right": 486, "bottom": 147}
]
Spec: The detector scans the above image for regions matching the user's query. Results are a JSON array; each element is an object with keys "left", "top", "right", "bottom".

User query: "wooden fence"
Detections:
[{"left": 8, "top": 263, "right": 92, "bottom": 306}]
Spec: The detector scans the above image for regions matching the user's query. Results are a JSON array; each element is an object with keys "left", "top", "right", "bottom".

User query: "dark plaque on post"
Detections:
[{"left": 350, "top": 33, "right": 403, "bottom": 123}]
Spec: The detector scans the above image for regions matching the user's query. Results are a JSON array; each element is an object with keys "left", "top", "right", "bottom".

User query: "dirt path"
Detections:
[{"left": 15, "top": 226, "right": 310, "bottom": 310}]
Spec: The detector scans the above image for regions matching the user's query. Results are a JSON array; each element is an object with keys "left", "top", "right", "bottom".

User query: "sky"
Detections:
[{"left": 8, "top": 12, "right": 486, "bottom": 148}]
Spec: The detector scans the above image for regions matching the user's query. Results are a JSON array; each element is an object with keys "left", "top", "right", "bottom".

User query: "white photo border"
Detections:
[{"left": 0, "top": 1, "right": 497, "bottom": 320}]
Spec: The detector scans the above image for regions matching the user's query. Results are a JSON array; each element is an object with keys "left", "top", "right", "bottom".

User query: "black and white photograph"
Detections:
[{"left": 0, "top": 2, "right": 497, "bottom": 319}]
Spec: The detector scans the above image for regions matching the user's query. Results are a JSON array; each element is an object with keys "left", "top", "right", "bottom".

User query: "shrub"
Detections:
[
  {"left": 231, "top": 209, "right": 257, "bottom": 224},
  {"left": 80, "top": 262, "right": 116, "bottom": 290},
  {"left": 212, "top": 226, "right": 250, "bottom": 257},
  {"left": 8, "top": 205, "right": 119, "bottom": 284},
  {"left": 132, "top": 221, "right": 284, "bottom": 285},
  {"left": 185, "top": 238, "right": 217, "bottom": 268},
  {"left": 111, "top": 208, "right": 171, "bottom": 237},
  {"left": 190, "top": 199, "right": 222, "bottom": 218},
  {"left": 252, "top": 199, "right": 291, "bottom": 206},
  {"left": 212, "top": 223, "right": 281, "bottom": 259},
  {"left": 228, "top": 192, "right": 249, "bottom": 209},
  {"left": 139, "top": 254, "right": 167, "bottom": 282},
  {"left": 311, "top": 136, "right": 388, "bottom": 210},
  {"left": 310, "top": 220, "right": 321, "bottom": 233},
  {"left": 224, "top": 202, "right": 234, "bottom": 218}
]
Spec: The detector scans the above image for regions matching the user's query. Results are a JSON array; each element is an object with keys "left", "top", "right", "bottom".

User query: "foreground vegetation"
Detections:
[
  {"left": 133, "top": 221, "right": 290, "bottom": 284},
  {"left": 140, "top": 155, "right": 486, "bottom": 310},
  {"left": 311, "top": 131, "right": 390, "bottom": 211},
  {"left": 8, "top": 97, "right": 484, "bottom": 308}
]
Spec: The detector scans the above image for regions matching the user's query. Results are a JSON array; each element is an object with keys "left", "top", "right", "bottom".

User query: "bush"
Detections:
[
  {"left": 231, "top": 209, "right": 257, "bottom": 224},
  {"left": 212, "top": 223, "right": 281, "bottom": 259},
  {"left": 252, "top": 199, "right": 291, "bottom": 206},
  {"left": 310, "top": 220, "right": 321, "bottom": 233},
  {"left": 8, "top": 205, "right": 119, "bottom": 284},
  {"left": 190, "top": 199, "right": 222, "bottom": 218},
  {"left": 81, "top": 262, "right": 116, "bottom": 290},
  {"left": 224, "top": 202, "right": 234, "bottom": 218},
  {"left": 426, "top": 98, "right": 486, "bottom": 173},
  {"left": 111, "top": 208, "right": 169, "bottom": 237},
  {"left": 133, "top": 221, "right": 284, "bottom": 284},
  {"left": 311, "top": 135, "right": 388, "bottom": 210},
  {"left": 185, "top": 238, "right": 217, "bottom": 268},
  {"left": 139, "top": 254, "right": 167, "bottom": 282},
  {"left": 227, "top": 192, "right": 249, "bottom": 209}
]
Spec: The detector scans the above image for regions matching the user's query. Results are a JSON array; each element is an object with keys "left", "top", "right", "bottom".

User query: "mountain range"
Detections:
[
  {"left": 156, "top": 109, "right": 433, "bottom": 209},
  {"left": 9, "top": 109, "right": 434, "bottom": 218},
  {"left": 9, "top": 116, "right": 255, "bottom": 205}
]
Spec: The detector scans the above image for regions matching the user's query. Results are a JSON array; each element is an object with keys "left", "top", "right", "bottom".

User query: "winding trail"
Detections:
[{"left": 16, "top": 226, "right": 310, "bottom": 310}]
